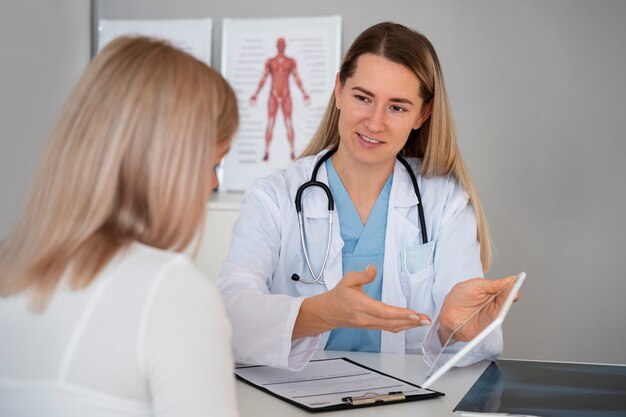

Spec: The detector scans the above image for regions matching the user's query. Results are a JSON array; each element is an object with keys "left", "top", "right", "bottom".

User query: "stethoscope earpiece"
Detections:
[{"left": 291, "top": 274, "right": 301, "bottom": 281}]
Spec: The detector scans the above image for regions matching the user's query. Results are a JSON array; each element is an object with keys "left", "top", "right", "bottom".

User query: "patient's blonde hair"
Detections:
[
  {"left": 301, "top": 22, "right": 491, "bottom": 271},
  {"left": 0, "top": 36, "right": 238, "bottom": 308}
]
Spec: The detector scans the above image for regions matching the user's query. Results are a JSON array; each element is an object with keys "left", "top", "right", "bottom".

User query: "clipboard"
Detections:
[{"left": 234, "top": 357, "right": 443, "bottom": 412}]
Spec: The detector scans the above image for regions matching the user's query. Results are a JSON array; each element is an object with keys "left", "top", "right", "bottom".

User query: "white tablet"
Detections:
[{"left": 421, "top": 272, "right": 526, "bottom": 389}]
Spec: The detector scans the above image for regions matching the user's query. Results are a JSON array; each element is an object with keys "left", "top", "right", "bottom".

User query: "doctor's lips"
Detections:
[
  {"left": 409, "top": 314, "right": 432, "bottom": 325},
  {"left": 358, "top": 133, "right": 384, "bottom": 144}
]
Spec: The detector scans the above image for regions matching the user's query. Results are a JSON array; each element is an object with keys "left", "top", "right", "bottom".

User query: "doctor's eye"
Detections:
[
  {"left": 389, "top": 105, "right": 408, "bottom": 113},
  {"left": 353, "top": 94, "right": 371, "bottom": 104}
]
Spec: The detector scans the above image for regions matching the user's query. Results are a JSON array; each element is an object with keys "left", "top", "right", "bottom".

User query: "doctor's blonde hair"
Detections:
[
  {"left": 301, "top": 22, "right": 491, "bottom": 271},
  {"left": 0, "top": 36, "right": 239, "bottom": 308}
]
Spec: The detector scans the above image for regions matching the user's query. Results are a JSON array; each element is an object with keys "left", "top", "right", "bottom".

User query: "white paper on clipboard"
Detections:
[{"left": 235, "top": 357, "right": 441, "bottom": 411}]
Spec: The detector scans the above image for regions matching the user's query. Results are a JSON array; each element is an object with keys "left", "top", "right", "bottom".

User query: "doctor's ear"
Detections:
[
  {"left": 413, "top": 101, "right": 433, "bottom": 130},
  {"left": 334, "top": 72, "right": 342, "bottom": 110}
]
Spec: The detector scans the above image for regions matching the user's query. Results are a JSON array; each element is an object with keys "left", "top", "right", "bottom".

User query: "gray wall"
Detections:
[
  {"left": 2, "top": 0, "right": 625, "bottom": 364},
  {"left": 0, "top": 0, "right": 90, "bottom": 238}
]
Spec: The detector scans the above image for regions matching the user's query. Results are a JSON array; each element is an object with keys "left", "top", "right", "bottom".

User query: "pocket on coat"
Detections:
[
  {"left": 401, "top": 241, "right": 434, "bottom": 274},
  {"left": 398, "top": 265, "right": 435, "bottom": 314}
]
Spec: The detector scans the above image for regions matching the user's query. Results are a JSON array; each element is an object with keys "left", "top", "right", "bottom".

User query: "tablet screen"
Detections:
[{"left": 421, "top": 272, "right": 526, "bottom": 389}]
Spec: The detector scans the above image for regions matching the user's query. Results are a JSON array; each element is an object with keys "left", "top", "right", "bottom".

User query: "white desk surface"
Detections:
[{"left": 235, "top": 351, "right": 489, "bottom": 417}]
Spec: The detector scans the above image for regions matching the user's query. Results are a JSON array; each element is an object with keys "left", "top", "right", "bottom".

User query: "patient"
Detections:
[{"left": 0, "top": 36, "right": 239, "bottom": 417}]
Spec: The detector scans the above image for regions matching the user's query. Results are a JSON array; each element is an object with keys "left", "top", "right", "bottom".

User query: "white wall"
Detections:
[{"left": 2, "top": 0, "right": 625, "bottom": 365}]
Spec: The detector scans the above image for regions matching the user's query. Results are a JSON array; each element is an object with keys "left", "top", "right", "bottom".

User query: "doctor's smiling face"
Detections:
[{"left": 333, "top": 53, "right": 431, "bottom": 171}]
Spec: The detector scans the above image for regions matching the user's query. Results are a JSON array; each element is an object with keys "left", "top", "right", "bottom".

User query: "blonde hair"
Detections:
[
  {"left": 0, "top": 36, "right": 239, "bottom": 308},
  {"left": 301, "top": 22, "right": 491, "bottom": 271}
]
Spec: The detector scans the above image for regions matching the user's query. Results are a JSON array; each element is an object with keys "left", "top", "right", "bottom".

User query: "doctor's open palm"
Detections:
[
  {"left": 437, "top": 276, "right": 519, "bottom": 345},
  {"left": 293, "top": 265, "right": 432, "bottom": 339}
]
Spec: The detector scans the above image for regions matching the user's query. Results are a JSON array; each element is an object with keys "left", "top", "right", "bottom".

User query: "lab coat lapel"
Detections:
[
  {"left": 381, "top": 159, "right": 421, "bottom": 353},
  {"left": 389, "top": 159, "right": 421, "bottom": 250},
  {"left": 322, "top": 211, "right": 343, "bottom": 291}
]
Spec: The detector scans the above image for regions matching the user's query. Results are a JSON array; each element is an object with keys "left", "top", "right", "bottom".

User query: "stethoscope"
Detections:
[{"left": 291, "top": 148, "right": 428, "bottom": 284}]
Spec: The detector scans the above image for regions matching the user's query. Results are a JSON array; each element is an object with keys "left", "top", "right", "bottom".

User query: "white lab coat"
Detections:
[{"left": 217, "top": 150, "right": 502, "bottom": 370}]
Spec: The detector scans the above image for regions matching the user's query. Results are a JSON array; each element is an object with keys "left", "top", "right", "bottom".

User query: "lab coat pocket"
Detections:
[
  {"left": 401, "top": 241, "right": 434, "bottom": 274},
  {"left": 399, "top": 241, "right": 435, "bottom": 311},
  {"left": 399, "top": 264, "right": 434, "bottom": 313}
]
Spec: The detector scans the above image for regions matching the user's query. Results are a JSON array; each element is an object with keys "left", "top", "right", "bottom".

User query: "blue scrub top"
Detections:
[{"left": 324, "top": 159, "right": 392, "bottom": 352}]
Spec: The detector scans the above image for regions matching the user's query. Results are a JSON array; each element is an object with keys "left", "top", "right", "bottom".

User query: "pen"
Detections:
[
  {"left": 454, "top": 412, "right": 541, "bottom": 417},
  {"left": 342, "top": 391, "right": 405, "bottom": 406}
]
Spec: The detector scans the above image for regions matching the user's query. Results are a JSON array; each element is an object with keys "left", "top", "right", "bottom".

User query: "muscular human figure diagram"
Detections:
[{"left": 250, "top": 37, "right": 310, "bottom": 161}]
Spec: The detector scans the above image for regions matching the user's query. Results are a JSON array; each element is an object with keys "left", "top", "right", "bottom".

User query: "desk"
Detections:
[{"left": 235, "top": 351, "right": 489, "bottom": 416}]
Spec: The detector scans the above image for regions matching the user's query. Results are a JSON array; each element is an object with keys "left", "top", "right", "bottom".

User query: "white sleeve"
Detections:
[
  {"left": 217, "top": 181, "right": 319, "bottom": 371},
  {"left": 421, "top": 180, "right": 502, "bottom": 367},
  {"left": 141, "top": 258, "right": 238, "bottom": 417}
]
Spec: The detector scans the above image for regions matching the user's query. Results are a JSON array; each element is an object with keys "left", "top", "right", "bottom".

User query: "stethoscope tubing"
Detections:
[
  {"left": 297, "top": 211, "right": 333, "bottom": 284},
  {"left": 293, "top": 148, "right": 427, "bottom": 284},
  {"left": 293, "top": 148, "right": 337, "bottom": 284},
  {"left": 395, "top": 153, "right": 428, "bottom": 244}
]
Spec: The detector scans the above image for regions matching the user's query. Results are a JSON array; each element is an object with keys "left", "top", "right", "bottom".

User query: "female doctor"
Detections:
[{"left": 217, "top": 22, "right": 516, "bottom": 370}]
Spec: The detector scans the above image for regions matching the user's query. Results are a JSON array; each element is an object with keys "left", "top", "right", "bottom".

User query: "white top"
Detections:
[
  {"left": 0, "top": 243, "right": 238, "bottom": 417},
  {"left": 217, "top": 151, "right": 501, "bottom": 371}
]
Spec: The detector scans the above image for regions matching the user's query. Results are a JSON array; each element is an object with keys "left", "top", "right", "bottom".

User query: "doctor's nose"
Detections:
[{"left": 364, "top": 106, "right": 385, "bottom": 133}]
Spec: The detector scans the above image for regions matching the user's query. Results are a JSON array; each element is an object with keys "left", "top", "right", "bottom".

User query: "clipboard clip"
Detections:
[{"left": 342, "top": 391, "right": 406, "bottom": 406}]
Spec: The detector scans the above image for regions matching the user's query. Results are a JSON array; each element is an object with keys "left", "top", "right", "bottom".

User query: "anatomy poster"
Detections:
[
  {"left": 98, "top": 19, "right": 213, "bottom": 65},
  {"left": 221, "top": 16, "right": 342, "bottom": 191}
]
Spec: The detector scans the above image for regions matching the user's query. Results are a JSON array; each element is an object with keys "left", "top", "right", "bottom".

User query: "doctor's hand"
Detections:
[
  {"left": 292, "top": 265, "right": 431, "bottom": 340},
  {"left": 437, "top": 276, "right": 520, "bottom": 345}
]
